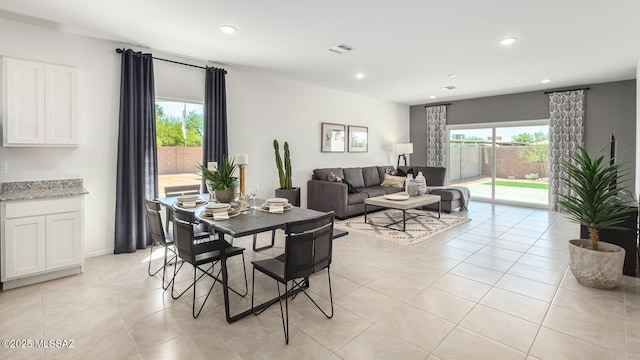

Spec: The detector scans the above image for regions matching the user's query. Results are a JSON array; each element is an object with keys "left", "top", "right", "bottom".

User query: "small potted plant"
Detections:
[
  {"left": 273, "top": 140, "right": 300, "bottom": 206},
  {"left": 558, "top": 146, "right": 636, "bottom": 289},
  {"left": 197, "top": 156, "right": 239, "bottom": 203}
]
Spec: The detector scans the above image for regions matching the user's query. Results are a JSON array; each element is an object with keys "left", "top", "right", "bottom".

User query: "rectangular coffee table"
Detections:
[{"left": 364, "top": 194, "right": 441, "bottom": 231}]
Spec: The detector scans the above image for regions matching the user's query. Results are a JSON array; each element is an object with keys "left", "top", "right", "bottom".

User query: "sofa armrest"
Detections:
[{"left": 307, "top": 180, "right": 348, "bottom": 216}]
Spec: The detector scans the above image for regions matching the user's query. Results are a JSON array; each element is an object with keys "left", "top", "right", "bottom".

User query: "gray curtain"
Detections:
[
  {"left": 202, "top": 67, "right": 228, "bottom": 192},
  {"left": 548, "top": 90, "right": 585, "bottom": 212},
  {"left": 425, "top": 105, "right": 447, "bottom": 167},
  {"left": 114, "top": 49, "right": 157, "bottom": 254}
]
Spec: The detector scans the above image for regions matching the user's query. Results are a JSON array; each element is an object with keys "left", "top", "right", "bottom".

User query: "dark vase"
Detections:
[{"left": 275, "top": 187, "right": 301, "bottom": 207}]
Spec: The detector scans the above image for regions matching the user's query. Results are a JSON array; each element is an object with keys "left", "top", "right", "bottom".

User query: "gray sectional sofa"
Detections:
[{"left": 307, "top": 165, "right": 466, "bottom": 219}]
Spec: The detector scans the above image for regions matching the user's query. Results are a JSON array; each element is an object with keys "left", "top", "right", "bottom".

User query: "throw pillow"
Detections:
[
  {"left": 380, "top": 173, "right": 405, "bottom": 188},
  {"left": 396, "top": 168, "right": 414, "bottom": 177},
  {"left": 385, "top": 168, "right": 397, "bottom": 176},
  {"left": 343, "top": 180, "right": 359, "bottom": 194},
  {"left": 328, "top": 172, "right": 342, "bottom": 182}
]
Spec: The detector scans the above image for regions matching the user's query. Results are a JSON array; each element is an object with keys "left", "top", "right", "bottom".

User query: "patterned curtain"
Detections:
[
  {"left": 548, "top": 90, "right": 585, "bottom": 212},
  {"left": 425, "top": 105, "right": 447, "bottom": 167}
]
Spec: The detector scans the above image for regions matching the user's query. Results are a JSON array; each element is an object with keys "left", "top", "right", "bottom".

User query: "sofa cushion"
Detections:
[
  {"left": 431, "top": 188, "right": 461, "bottom": 201},
  {"left": 377, "top": 166, "right": 395, "bottom": 181},
  {"left": 314, "top": 168, "right": 344, "bottom": 181},
  {"left": 359, "top": 187, "right": 386, "bottom": 198},
  {"left": 418, "top": 167, "right": 446, "bottom": 186},
  {"left": 343, "top": 167, "right": 365, "bottom": 188},
  {"left": 347, "top": 192, "right": 369, "bottom": 205},
  {"left": 365, "top": 185, "right": 404, "bottom": 195},
  {"left": 396, "top": 167, "right": 415, "bottom": 177},
  {"left": 380, "top": 173, "right": 405, "bottom": 188},
  {"left": 362, "top": 166, "right": 381, "bottom": 187},
  {"left": 343, "top": 180, "right": 359, "bottom": 194}
]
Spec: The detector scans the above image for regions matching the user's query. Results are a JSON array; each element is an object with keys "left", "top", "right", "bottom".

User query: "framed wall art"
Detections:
[
  {"left": 321, "top": 123, "right": 345, "bottom": 152},
  {"left": 347, "top": 125, "right": 368, "bottom": 152}
]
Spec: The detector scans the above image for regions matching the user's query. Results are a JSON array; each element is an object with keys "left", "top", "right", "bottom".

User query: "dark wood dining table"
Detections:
[{"left": 156, "top": 193, "right": 344, "bottom": 323}]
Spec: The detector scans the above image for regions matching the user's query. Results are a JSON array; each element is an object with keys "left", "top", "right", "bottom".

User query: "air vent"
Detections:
[
  {"left": 328, "top": 43, "right": 356, "bottom": 54},
  {"left": 441, "top": 86, "right": 457, "bottom": 91}
]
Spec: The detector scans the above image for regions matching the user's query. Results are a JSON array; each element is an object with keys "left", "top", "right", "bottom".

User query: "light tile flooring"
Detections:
[{"left": 2, "top": 202, "right": 640, "bottom": 359}]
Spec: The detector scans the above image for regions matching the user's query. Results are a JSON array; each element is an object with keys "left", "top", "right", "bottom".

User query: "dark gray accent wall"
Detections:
[{"left": 410, "top": 80, "right": 637, "bottom": 189}]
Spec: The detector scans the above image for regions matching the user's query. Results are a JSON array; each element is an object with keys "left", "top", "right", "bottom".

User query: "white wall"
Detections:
[{"left": 0, "top": 18, "right": 409, "bottom": 256}]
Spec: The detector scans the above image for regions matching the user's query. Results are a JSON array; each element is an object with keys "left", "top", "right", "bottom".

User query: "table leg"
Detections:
[
  {"left": 438, "top": 201, "right": 441, "bottom": 219},
  {"left": 217, "top": 231, "right": 232, "bottom": 322},
  {"left": 364, "top": 203, "right": 368, "bottom": 224},
  {"left": 403, "top": 210, "right": 406, "bottom": 231}
]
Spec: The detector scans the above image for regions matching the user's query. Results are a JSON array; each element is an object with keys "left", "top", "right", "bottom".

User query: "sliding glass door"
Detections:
[{"left": 448, "top": 120, "right": 549, "bottom": 207}]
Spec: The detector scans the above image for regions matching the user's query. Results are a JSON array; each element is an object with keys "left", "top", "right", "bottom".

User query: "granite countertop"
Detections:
[{"left": 0, "top": 179, "right": 89, "bottom": 201}]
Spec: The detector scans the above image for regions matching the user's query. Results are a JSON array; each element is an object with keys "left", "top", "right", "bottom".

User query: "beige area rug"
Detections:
[{"left": 334, "top": 209, "right": 471, "bottom": 246}]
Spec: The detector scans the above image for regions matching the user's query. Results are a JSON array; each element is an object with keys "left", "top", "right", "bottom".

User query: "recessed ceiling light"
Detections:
[
  {"left": 541, "top": 78, "right": 552, "bottom": 83},
  {"left": 441, "top": 86, "right": 457, "bottom": 91},
  {"left": 219, "top": 25, "right": 237, "bottom": 34},
  {"left": 429, "top": 95, "right": 436, "bottom": 99},
  {"left": 499, "top": 37, "right": 517, "bottom": 46},
  {"left": 355, "top": 73, "right": 365, "bottom": 79},
  {"left": 447, "top": 74, "right": 456, "bottom": 78}
]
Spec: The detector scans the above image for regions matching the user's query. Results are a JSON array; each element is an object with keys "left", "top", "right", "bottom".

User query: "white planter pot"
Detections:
[{"left": 568, "top": 239, "right": 625, "bottom": 289}]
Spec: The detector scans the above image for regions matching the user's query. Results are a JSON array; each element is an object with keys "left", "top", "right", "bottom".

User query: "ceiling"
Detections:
[{"left": 1, "top": 0, "right": 639, "bottom": 105}]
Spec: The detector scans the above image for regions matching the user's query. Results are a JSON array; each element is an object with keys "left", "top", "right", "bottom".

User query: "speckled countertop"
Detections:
[{"left": 0, "top": 179, "right": 89, "bottom": 201}]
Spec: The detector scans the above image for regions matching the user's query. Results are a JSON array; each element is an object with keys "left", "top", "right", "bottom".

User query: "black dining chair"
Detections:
[
  {"left": 171, "top": 207, "right": 248, "bottom": 318},
  {"left": 144, "top": 199, "right": 213, "bottom": 289},
  {"left": 251, "top": 212, "right": 335, "bottom": 344},
  {"left": 144, "top": 199, "right": 179, "bottom": 290}
]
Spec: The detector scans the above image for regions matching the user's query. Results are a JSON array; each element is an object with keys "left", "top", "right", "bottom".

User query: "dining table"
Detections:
[{"left": 156, "top": 193, "right": 346, "bottom": 323}]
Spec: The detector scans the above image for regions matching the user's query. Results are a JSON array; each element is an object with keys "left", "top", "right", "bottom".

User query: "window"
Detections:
[
  {"left": 155, "top": 99, "right": 204, "bottom": 197},
  {"left": 447, "top": 120, "right": 550, "bottom": 208}
]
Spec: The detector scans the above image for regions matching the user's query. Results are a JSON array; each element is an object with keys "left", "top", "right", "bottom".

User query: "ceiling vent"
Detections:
[
  {"left": 442, "top": 86, "right": 457, "bottom": 91},
  {"left": 328, "top": 43, "right": 355, "bottom": 54}
]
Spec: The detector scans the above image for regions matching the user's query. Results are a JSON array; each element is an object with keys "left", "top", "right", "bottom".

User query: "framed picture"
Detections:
[
  {"left": 321, "top": 123, "right": 345, "bottom": 152},
  {"left": 348, "top": 125, "right": 368, "bottom": 152}
]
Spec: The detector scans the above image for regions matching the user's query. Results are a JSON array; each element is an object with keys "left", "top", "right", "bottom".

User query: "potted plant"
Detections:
[
  {"left": 274, "top": 140, "right": 300, "bottom": 206},
  {"left": 558, "top": 146, "right": 636, "bottom": 289},
  {"left": 197, "top": 156, "right": 239, "bottom": 203}
]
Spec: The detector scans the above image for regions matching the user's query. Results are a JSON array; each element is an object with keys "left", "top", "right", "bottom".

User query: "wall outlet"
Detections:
[{"left": 0, "top": 161, "right": 7, "bottom": 174}]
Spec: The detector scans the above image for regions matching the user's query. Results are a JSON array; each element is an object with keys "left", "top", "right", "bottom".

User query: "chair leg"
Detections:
[
  {"left": 291, "top": 269, "right": 333, "bottom": 319},
  {"left": 276, "top": 280, "right": 290, "bottom": 344},
  {"left": 191, "top": 265, "right": 218, "bottom": 319},
  {"left": 147, "top": 242, "right": 163, "bottom": 276}
]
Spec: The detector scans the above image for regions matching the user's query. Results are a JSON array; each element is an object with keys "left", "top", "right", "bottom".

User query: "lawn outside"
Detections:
[{"left": 452, "top": 176, "right": 549, "bottom": 205}]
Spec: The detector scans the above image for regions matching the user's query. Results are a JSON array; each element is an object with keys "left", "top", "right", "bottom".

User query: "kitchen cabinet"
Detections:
[
  {"left": 0, "top": 180, "right": 87, "bottom": 290},
  {"left": 2, "top": 57, "right": 78, "bottom": 146}
]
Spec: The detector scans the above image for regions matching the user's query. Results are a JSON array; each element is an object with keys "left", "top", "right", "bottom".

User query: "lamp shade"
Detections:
[
  {"left": 394, "top": 143, "right": 414, "bottom": 154},
  {"left": 235, "top": 154, "right": 249, "bottom": 165}
]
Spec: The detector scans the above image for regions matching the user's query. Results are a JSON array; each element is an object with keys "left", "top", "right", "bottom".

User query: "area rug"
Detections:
[{"left": 334, "top": 209, "right": 471, "bottom": 246}]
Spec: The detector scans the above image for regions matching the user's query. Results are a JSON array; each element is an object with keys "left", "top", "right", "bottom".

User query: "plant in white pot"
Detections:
[
  {"left": 196, "top": 156, "right": 239, "bottom": 203},
  {"left": 558, "top": 146, "right": 636, "bottom": 289}
]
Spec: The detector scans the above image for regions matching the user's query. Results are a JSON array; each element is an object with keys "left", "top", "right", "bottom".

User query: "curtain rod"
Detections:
[
  {"left": 544, "top": 87, "right": 590, "bottom": 94},
  {"left": 115, "top": 48, "right": 227, "bottom": 74},
  {"left": 424, "top": 102, "right": 451, "bottom": 107}
]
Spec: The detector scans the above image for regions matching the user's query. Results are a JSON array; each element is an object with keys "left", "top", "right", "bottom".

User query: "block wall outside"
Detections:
[
  {"left": 157, "top": 146, "right": 203, "bottom": 174},
  {"left": 450, "top": 145, "right": 548, "bottom": 180}
]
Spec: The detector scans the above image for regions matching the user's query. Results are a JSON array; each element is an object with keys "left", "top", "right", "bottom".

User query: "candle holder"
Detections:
[{"left": 235, "top": 154, "right": 250, "bottom": 197}]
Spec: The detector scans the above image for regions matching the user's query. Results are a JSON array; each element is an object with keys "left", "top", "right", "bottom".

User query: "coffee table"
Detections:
[{"left": 364, "top": 193, "right": 441, "bottom": 231}]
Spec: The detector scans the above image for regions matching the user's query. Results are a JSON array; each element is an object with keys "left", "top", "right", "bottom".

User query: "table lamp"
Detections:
[
  {"left": 394, "top": 143, "right": 413, "bottom": 167},
  {"left": 235, "top": 154, "right": 249, "bottom": 197}
]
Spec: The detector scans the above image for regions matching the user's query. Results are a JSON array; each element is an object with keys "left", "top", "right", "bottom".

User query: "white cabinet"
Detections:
[
  {"left": 1, "top": 196, "right": 84, "bottom": 289},
  {"left": 2, "top": 57, "right": 78, "bottom": 146}
]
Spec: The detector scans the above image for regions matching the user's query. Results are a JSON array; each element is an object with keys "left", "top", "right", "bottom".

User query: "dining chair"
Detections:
[
  {"left": 145, "top": 199, "right": 213, "bottom": 289},
  {"left": 144, "top": 199, "right": 179, "bottom": 290},
  {"left": 171, "top": 207, "right": 248, "bottom": 318},
  {"left": 251, "top": 211, "right": 335, "bottom": 344}
]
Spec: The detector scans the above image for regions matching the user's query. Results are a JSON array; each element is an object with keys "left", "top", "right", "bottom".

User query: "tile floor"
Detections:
[{"left": 1, "top": 202, "right": 640, "bottom": 359}]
